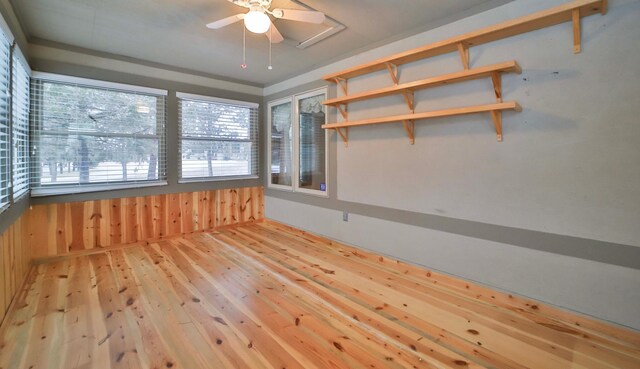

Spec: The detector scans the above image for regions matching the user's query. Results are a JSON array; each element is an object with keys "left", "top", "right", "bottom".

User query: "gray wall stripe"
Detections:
[{"left": 264, "top": 189, "right": 640, "bottom": 270}]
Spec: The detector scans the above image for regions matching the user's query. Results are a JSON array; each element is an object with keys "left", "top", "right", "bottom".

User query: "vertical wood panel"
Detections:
[
  {"left": 69, "top": 202, "right": 84, "bottom": 253},
  {"left": 0, "top": 211, "right": 31, "bottom": 324},
  {"left": 110, "top": 198, "right": 122, "bottom": 246},
  {"left": 203, "top": 190, "right": 215, "bottom": 230},
  {"left": 82, "top": 201, "right": 93, "bottom": 249},
  {"left": 56, "top": 203, "right": 67, "bottom": 254},
  {"left": 168, "top": 193, "right": 181, "bottom": 236},
  {"left": 92, "top": 200, "right": 102, "bottom": 248},
  {"left": 181, "top": 192, "right": 194, "bottom": 233},
  {"left": 122, "top": 197, "right": 134, "bottom": 244},
  {"left": 27, "top": 187, "right": 264, "bottom": 259},
  {"left": 0, "top": 235, "right": 5, "bottom": 315},
  {"left": 140, "top": 195, "right": 154, "bottom": 241},
  {"left": 158, "top": 194, "right": 167, "bottom": 238},
  {"left": 216, "top": 189, "right": 225, "bottom": 226}
]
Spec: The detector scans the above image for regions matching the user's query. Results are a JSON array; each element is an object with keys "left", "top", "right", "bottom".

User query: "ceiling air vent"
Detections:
[{"left": 286, "top": 0, "right": 346, "bottom": 49}]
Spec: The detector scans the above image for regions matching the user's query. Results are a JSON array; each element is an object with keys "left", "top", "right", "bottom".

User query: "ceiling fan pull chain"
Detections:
[
  {"left": 268, "top": 26, "right": 273, "bottom": 70},
  {"left": 241, "top": 26, "right": 247, "bottom": 69}
]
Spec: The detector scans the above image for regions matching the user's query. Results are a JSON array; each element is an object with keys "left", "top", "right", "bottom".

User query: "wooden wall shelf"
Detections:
[
  {"left": 321, "top": 102, "right": 521, "bottom": 144},
  {"left": 323, "top": 0, "right": 607, "bottom": 82},
  {"left": 322, "top": 61, "right": 521, "bottom": 108}
]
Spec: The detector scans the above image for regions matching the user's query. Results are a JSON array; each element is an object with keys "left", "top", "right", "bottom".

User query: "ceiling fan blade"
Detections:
[
  {"left": 206, "top": 13, "right": 245, "bottom": 29},
  {"left": 227, "top": 0, "right": 250, "bottom": 8},
  {"left": 272, "top": 8, "right": 325, "bottom": 24},
  {"left": 265, "top": 21, "right": 284, "bottom": 43}
]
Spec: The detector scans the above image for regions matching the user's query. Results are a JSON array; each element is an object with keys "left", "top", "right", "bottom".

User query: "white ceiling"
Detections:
[{"left": 12, "top": 0, "right": 510, "bottom": 86}]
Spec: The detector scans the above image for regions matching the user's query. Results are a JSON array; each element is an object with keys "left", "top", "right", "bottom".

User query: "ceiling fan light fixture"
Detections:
[{"left": 244, "top": 9, "right": 270, "bottom": 34}]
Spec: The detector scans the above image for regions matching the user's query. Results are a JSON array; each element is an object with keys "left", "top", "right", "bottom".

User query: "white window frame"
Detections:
[
  {"left": 0, "top": 26, "right": 12, "bottom": 212},
  {"left": 0, "top": 17, "right": 31, "bottom": 213},
  {"left": 267, "top": 87, "right": 329, "bottom": 197},
  {"left": 176, "top": 91, "right": 259, "bottom": 183},
  {"left": 267, "top": 96, "right": 294, "bottom": 191},
  {"left": 11, "top": 47, "right": 30, "bottom": 201},
  {"left": 31, "top": 72, "right": 168, "bottom": 96}
]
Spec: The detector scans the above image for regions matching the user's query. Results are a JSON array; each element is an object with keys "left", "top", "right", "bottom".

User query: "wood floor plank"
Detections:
[
  {"left": 88, "top": 252, "right": 142, "bottom": 368},
  {"left": 120, "top": 248, "right": 219, "bottom": 369},
  {"left": 142, "top": 243, "right": 274, "bottom": 369},
  {"left": 23, "top": 260, "right": 71, "bottom": 369},
  {"left": 58, "top": 255, "right": 98, "bottom": 369},
  {"left": 108, "top": 249, "right": 175, "bottom": 369},
  {"left": 155, "top": 239, "right": 309, "bottom": 369},
  {"left": 0, "top": 221, "right": 638, "bottom": 369}
]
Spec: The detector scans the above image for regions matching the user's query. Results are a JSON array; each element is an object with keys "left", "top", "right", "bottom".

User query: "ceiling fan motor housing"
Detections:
[{"left": 229, "top": 0, "right": 272, "bottom": 9}]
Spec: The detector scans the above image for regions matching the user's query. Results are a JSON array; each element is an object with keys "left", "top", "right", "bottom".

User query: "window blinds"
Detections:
[
  {"left": 0, "top": 30, "right": 10, "bottom": 209},
  {"left": 11, "top": 53, "right": 29, "bottom": 198},
  {"left": 30, "top": 76, "right": 167, "bottom": 195},
  {"left": 177, "top": 93, "right": 259, "bottom": 180}
]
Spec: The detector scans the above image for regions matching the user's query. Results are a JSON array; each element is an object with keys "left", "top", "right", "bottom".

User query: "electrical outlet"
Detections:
[{"left": 342, "top": 212, "right": 349, "bottom": 222}]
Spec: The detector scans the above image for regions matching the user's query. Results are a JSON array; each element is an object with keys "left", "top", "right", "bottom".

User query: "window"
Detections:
[
  {"left": 12, "top": 53, "right": 29, "bottom": 199},
  {"left": 268, "top": 87, "right": 327, "bottom": 196},
  {"left": 177, "top": 92, "right": 259, "bottom": 181},
  {"left": 30, "top": 74, "right": 167, "bottom": 195},
  {"left": 296, "top": 90, "right": 327, "bottom": 193},
  {"left": 268, "top": 98, "right": 292, "bottom": 188},
  {"left": 0, "top": 29, "right": 10, "bottom": 209}
]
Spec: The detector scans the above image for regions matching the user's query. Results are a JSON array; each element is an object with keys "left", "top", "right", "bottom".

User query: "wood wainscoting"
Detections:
[
  {"left": 27, "top": 187, "right": 264, "bottom": 259},
  {"left": 0, "top": 211, "right": 30, "bottom": 324}
]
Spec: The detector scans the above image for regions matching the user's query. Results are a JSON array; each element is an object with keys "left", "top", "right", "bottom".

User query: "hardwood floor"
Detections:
[{"left": 1, "top": 221, "right": 638, "bottom": 369}]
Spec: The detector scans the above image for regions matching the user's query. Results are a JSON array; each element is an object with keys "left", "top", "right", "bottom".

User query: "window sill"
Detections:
[
  {"left": 178, "top": 175, "right": 259, "bottom": 184},
  {"left": 267, "top": 185, "right": 329, "bottom": 198},
  {"left": 267, "top": 184, "right": 293, "bottom": 191},
  {"left": 12, "top": 190, "right": 30, "bottom": 203},
  {"left": 31, "top": 181, "right": 168, "bottom": 197},
  {"left": 295, "top": 190, "right": 329, "bottom": 198}
]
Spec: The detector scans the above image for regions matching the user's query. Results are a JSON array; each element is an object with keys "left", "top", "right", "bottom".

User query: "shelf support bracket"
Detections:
[
  {"left": 335, "top": 127, "right": 349, "bottom": 146},
  {"left": 402, "top": 120, "right": 415, "bottom": 145},
  {"left": 491, "top": 72, "right": 502, "bottom": 102},
  {"left": 401, "top": 90, "right": 415, "bottom": 112},
  {"left": 385, "top": 62, "right": 399, "bottom": 85},
  {"left": 457, "top": 42, "right": 470, "bottom": 70},
  {"left": 337, "top": 103, "right": 348, "bottom": 120},
  {"left": 334, "top": 77, "right": 348, "bottom": 95},
  {"left": 572, "top": 9, "right": 581, "bottom": 54},
  {"left": 490, "top": 110, "right": 503, "bottom": 142}
]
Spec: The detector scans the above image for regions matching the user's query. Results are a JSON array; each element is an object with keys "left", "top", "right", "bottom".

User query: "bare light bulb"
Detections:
[{"left": 241, "top": 63, "right": 247, "bottom": 69}]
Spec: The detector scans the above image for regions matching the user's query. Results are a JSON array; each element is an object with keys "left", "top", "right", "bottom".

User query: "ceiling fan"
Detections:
[{"left": 206, "top": 0, "right": 326, "bottom": 43}]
